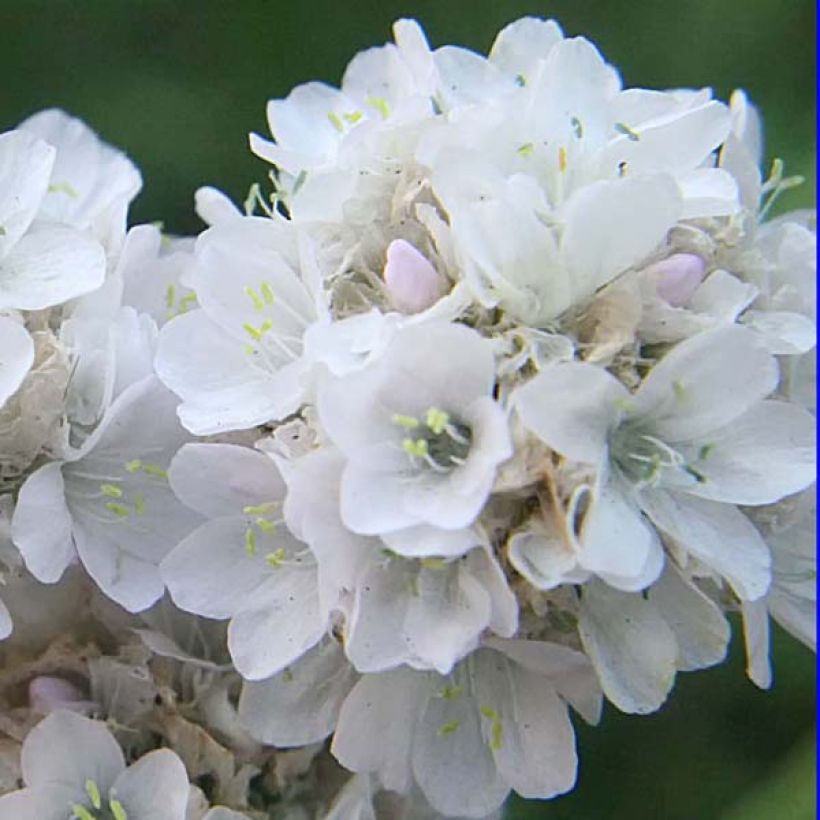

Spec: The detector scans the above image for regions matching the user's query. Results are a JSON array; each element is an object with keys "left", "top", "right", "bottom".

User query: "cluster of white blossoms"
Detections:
[{"left": 0, "top": 16, "right": 815, "bottom": 820}]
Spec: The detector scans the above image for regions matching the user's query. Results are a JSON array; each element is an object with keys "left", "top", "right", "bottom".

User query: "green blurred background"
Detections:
[{"left": 1, "top": 1, "right": 815, "bottom": 817}]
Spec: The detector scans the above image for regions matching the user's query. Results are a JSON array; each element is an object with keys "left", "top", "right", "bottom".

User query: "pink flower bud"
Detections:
[
  {"left": 28, "top": 676, "right": 85, "bottom": 714},
  {"left": 383, "top": 239, "right": 447, "bottom": 314},
  {"left": 648, "top": 253, "right": 707, "bottom": 307}
]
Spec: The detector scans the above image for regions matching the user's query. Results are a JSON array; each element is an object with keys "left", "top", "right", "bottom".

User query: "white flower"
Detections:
[
  {"left": 331, "top": 639, "right": 601, "bottom": 818},
  {"left": 160, "top": 443, "right": 325, "bottom": 680},
  {"left": 11, "top": 376, "right": 201, "bottom": 612},
  {"left": 155, "top": 217, "right": 324, "bottom": 434},
  {"left": 281, "top": 444, "right": 517, "bottom": 674},
  {"left": 18, "top": 108, "right": 142, "bottom": 254},
  {"left": 0, "top": 129, "right": 105, "bottom": 310},
  {"left": 513, "top": 326, "right": 816, "bottom": 598},
  {"left": 317, "top": 321, "right": 511, "bottom": 535},
  {"left": 0, "top": 710, "right": 189, "bottom": 820}
]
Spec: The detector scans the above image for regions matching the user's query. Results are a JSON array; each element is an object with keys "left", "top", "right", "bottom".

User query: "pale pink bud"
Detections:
[
  {"left": 28, "top": 675, "right": 85, "bottom": 714},
  {"left": 648, "top": 253, "right": 707, "bottom": 307},
  {"left": 383, "top": 239, "right": 447, "bottom": 314}
]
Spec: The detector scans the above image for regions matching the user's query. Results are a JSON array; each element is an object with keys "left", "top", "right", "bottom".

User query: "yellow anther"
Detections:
[
  {"left": 391, "top": 413, "right": 420, "bottom": 429},
  {"left": 558, "top": 146, "right": 568, "bottom": 173},
  {"left": 425, "top": 407, "right": 450, "bottom": 435},
  {"left": 178, "top": 292, "right": 197, "bottom": 311},
  {"left": 243, "top": 322, "right": 264, "bottom": 341},
  {"left": 48, "top": 180, "right": 79, "bottom": 197},
  {"left": 125, "top": 459, "right": 143, "bottom": 473},
  {"left": 480, "top": 706, "right": 503, "bottom": 750},
  {"left": 109, "top": 799, "right": 128, "bottom": 820},
  {"left": 517, "top": 142, "right": 534, "bottom": 157},
  {"left": 615, "top": 121, "right": 640, "bottom": 142},
  {"left": 244, "top": 527, "right": 257, "bottom": 557},
  {"left": 366, "top": 95, "right": 390, "bottom": 119},
  {"left": 402, "top": 438, "right": 429, "bottom": 458},
  {"left": 260, "top": 281, "right": 275, "bottom": 304},
  {"left": 438, "top": 719, "right": 460, "bottom": 737},
  {"left": 265, "top": 548, "right": 286, "bottom": 568},
  {"left": 72, "top": 805, "right": 96, "bottom": 820},
  {"left": 134, "top": 494, "right": 146, "bottom": 516},
  {"left": 672, "top": 380, "right": 686, "bottom": 401},
  {"left": 165, "top": 283, "right": 176, "bottom": 309},
  {"left": 142, "top": 464, "right": 168, "bottom": 479},
  {"left": 327, "top": 111, "right": 344, "bottom": 132},
  {"left": 420, "top": 557, "right": 447, "bottom": 570},
  {"left": 100, "top": 484, "right": 123, "bottom": 498},
  {"left": 105, "top": 502, "right": 130, "bottom": 518},
  {"left": 85, "top": 779, "right": 102, "bottom": 809},
  {"left": 437, "top": 684, "right": 463, "bottom": 700},
  {"left": 256, "top": 517, "right": 276, "bottom": 533},
  {"left": 244, "top": 286, "right": 265, "bottom": 311},
  {"left": 343, "top": 110, "right": 363, "bottom": 124},
  {"left": 243, "top": 502, "right": 278, "bottom": 515}
]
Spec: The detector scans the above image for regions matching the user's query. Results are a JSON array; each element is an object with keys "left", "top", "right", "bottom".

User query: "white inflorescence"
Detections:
[{"left": 0, "top": 17, "right": 815, "bottom": 820}]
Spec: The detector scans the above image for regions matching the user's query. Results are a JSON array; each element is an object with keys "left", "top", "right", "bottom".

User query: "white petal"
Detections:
[
  {"left": 635, "top": 325, "right": 778, "bottom": 442},
  {"left": 162, "top": 517, "right": 279, "bottom": 619},
  {"left": 742, "top": 310, "right": 816, "bottom": 355},
  {"left": 156, "top": 309, "right": 307, "bottom": 434},
  {"left": 489, "top": 17, "right": 564, "bottom": 77},
  {"left": 238, "top": 638, "right": 357, "bottom": 746},
  {"left": 0, "top": 129, "right": 54, "bottom": 255},
  {"left": 111, "top": 749, "right": 189, "bottom": 820},
  {"left": 578, "top": 580, "right": 677, "bottom": 714},
  {"left": 514, "top": 362, "right": 626, "bottom": 464},
  {"left": 22, "top": 710, "right": 124, "bottom": 796},
  {"left": 580, "top": 478, "right": 660, "bottom": 585},
  {"left": 228, "top": 564, "right": 324, "bottom": 680},
  {"left": 473, "top": 650, "right": 577, "bottom": 800},
  {"left": 560, "top": 175, "right": 681, "bottom": 296},
  {"left": 676, "top": 168, "right": 739, "bottom": 218},
  {"left": 740, "top": 599, "right": 772, "bottom": 690},
  {"left": 332, "top": 669, "right": 427, "bottom": 794},
  {"left": 649, "top": 564, "right": 730, "bottom": 671},
  {"left": 11, "top": 462, "right": 75, "bottom": 583},
  {"left": 0, "top": 317, "right": 33, "bottom": 407},
  {"left": 169, "top": 443, "right": 284, "bottom": 519},
  {"left": 0, "top": 788, "right": 67, "bottom": 820},
  {"left": 412, "top": 668, "right": 509, "bottom": 817},
  {"left": 639, "top": 489, "right": 771, "bottom": 601},
  {"left": 683, "top": 400, "right": 815, "bottom": 505},
  {"left": 0, "top": 222, "right": 105, "bottom": 310}
]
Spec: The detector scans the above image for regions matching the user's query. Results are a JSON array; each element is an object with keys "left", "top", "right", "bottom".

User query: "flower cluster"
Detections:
[{"left": 0, "top": 17, "right": 815, "bottom": 820}]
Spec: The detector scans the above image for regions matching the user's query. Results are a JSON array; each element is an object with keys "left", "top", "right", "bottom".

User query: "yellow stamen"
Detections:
[
  {"left": 109, "top": 799, "right": 128, "bottom": 820},
  {"left": 125, "top": 459, "right": 142, "bottom": 473},
  {"left": 517, "top": 142, "right": 534, "bottom": 157},
  {"left": 343, "top": 110, "right": 363, "bottom": 124},
  {"left": 100, "top": 484, "right": 123, "bottom": 498},
  {"left": 402, "top": 438, "right": 429, "bottom": 458},
  {"left": 260, "top": 281, "right": 275, "bottom": 304},
  {"left": 142, "top": 464, "right": 168, "bottom": 479},
  {"left": 165, "top": 283, "right": 176, "bottom": 309},
  {"left": 327, "top": 111, "right": 344, "bottom": 132},
  {"left": 391, "top": 413, "right": 420, "bottom": 429},
  {"left": 425, "top": 407, "right": 450, "bottom": 435},
  {"left": 438, "top": 719, "right": 460, "bottom": 737},
  {"left": 244, "top": 286, "right": 265, "bottom": 311},
  {"left": 366, "top": 95, "right": 390, "bottom": 119},
  {"left": 105, "top": 502, "right": 130, "bottom": 518},
  {"left": 243, "top": 502, "right": 278, "bottom": 515},
  {"left": 420, "top": 557, "right": 447, "bottom": 570},
  {"left": 85, "top": 779, "right": 102, "bottom": 810},
  {"left": 72, "top": 805, "right": 95, "bottom": 820},
  {"left": 256, "top": 517, "right": 276, "bottom": 533},
  {"left": 558, "top": 146, "right": 568, "bottom": 173},
  {"left": 437, "top": 684, "right": 463, "bottom": 700},
  {"left": 265, "top": 548, "right": 286, "bottom": 568},
  {"left": 245, "top": 528, "right": 257, "bottom": 557}
]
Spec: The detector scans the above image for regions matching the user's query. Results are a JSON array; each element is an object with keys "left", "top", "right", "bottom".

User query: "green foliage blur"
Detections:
[{"left": 0, "top": 2, "right": 814, "bottom": 818}]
